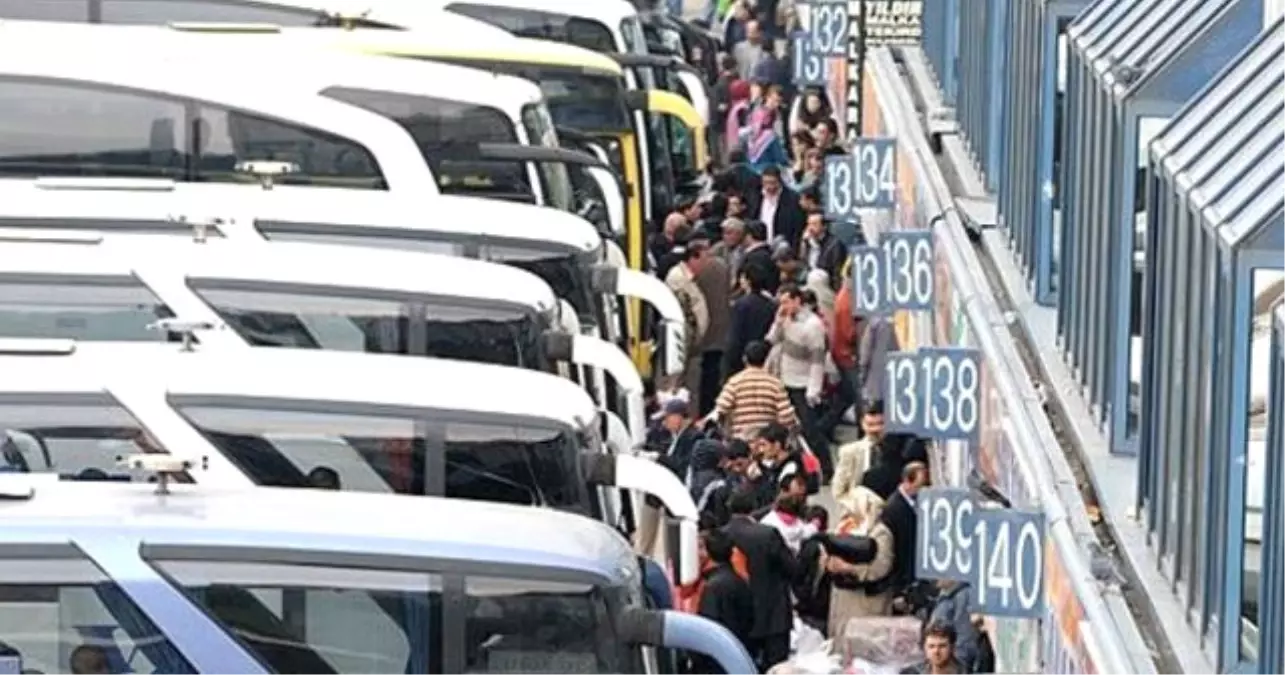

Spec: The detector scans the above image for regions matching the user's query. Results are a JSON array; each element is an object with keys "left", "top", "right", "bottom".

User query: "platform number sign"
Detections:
[
  {"left": 790, "top": 31, "right": 827, "bottom": 87},
  {"left": 847, "top": 231, "right": 934, "bottom": 315},
  {"left": 916, "top": 488, "right": 1046, "bottom": 618},
  {"left": 823, "top": 138, "right": 897, "bottom": 218},
  {"left": 880, "top": 230, "right": 933, "bottom": 310},
  {"left": 804, "top": 0, "right": 849, "bottom": 56},
  {"left": 883, "top": 347, "right": 982, "bottom": 442},
  {"left": 848, "top": 246, "right": 886, "bottom": 316}
]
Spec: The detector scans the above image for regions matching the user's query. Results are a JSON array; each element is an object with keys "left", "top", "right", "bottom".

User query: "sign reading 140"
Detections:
[
  {"left": 848, "top": 230, "right": 933, "bottom": 315},
  {"left": 883, "top": 347, "right": 981, "bottom": 442},
  {"left": 915, "top": 488, "right": 1046, "bottom": 618}
]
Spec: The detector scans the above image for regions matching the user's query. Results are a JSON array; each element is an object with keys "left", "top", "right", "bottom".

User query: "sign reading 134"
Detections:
[
  {"left": 883, "top": 347, "right": 982, "bottom": 442},
  {"left": 823, "top": 138, "right": 897, "bottom": 218},
  {"left": 915, "top": 488, "right": 1046, "bottom": 618}
]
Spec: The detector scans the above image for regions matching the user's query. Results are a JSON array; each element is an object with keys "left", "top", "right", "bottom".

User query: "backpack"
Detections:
[{"left": 920, "top": 584, "right": 996, "bottom": 674}]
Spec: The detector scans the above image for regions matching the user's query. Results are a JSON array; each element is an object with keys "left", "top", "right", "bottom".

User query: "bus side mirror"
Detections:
[
  {"left": 667, "top": 517, "right": 699, "bottom": 586},
  {"left": 656, "top": 319, "right": 685, "bottom": 377},
  {"left": 618, "top": 608, "right": 758, "bottom": 674}
]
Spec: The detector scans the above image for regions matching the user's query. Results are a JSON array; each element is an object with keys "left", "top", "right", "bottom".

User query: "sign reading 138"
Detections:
[{"left": 883, "top": 347, "right": 982, "bottom": 442}]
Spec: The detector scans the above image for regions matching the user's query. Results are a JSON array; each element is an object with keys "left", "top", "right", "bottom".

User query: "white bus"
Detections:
[
  {"left": 0, "top": 477, "right": 754, "bottom": 673},
  {"left": 0, "top": 178, "right": 688, "bottom": 390},
  {"left": 0, "top": 338, "right": 700, "bottom": 585},
  {"left": 0, "top": 19, "right": 626, "bottom": 234},
  {"left": 0, "top": 229, "right": 647, "bottom": 447}
]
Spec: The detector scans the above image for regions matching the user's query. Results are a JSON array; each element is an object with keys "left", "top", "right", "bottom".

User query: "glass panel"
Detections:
[
  {"left": 1240, "top": 269, "right": 1282, "bottom": 660},
  {"left": 506, "top": 255, "right": 597, "bottom": 325},
  {"left": 173, "top": 401, "right": 591, "bottom": 512},
  {"left": 322, "top": 87, "right": 533, "bottom": 201},
  {"left": 446, "top": 4, "right": 616, "bottom": 53},
  {"left": 187, "top": 282, "right": 547, "bottom": 368},
  {"left": 520, "top": 103, "right": 575, "bottom": 212},
  {"left": 147, "top": 558, "right": 643, "bottom": 675},
  {"left": 100, "top": 0, "right": 322, "bottom": 24},
  {"left": 0, "top": 398, "right": 176, "bottom": 481},
  {"left": 148, "top": 559, "right": 436, "bottom": 674},
  {"left": 0, "top": 555, "right": 194, "bottom": 674},
  {"left": 0, "top": 79, "right": 190, "bottom": 179},
  {"left": 192, "top": 103, "right": 385, "bottom": 189},
  {"left": 0, "top": 277, "right": 171, "bottom": 341},
  {"left": 0, "top": 0, "right": 91, "bottom": 20},
  {"left": 463, "top": 576, "right": 620, "bottom": 673}
]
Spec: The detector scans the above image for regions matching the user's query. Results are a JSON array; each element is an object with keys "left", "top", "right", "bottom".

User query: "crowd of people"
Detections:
[{"left": 631, "top": 1, "right": 997, "bottom": 673}]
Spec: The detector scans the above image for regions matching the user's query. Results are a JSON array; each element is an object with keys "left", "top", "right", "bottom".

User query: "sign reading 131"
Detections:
[
  {"left": 883, "top": 347, "right": 982, "bottom": 442},
  {"left": 915, "top": 488, "right": 1046, "bottom": 618},
  {"left": 789, "top": 31, "right": 827, "bottom": 87}
]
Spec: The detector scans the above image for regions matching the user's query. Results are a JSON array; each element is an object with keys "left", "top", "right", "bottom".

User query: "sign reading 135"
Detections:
[
  {"left": 915, "top": 488, "right": 1046, "bottom": 618},
  {"left": 883, "top": 347, "right": 982, "bottom": 442}
]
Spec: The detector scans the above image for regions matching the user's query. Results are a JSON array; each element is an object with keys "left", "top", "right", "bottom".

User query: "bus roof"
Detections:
[
  {"left": 155, "top": 17, "right": 626, "bottom": 74},
  {"left": 0, "top": 480, "right": 635, "bottom": 584},
  {"left": 0, "top": 233, "right": 559, "bottom": 315},
  {"left": 0, "top": 180, "right": 604, "bottom": 255},
  {"left": 0, "top": 341, "right": 600, "bottom": 430},
  {"left": 0, "top": 20, "right": 545, "bottom": 113}
]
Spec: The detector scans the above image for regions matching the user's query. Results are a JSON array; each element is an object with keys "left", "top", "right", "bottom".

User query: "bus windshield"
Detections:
[
  {"left": 518, "top": 104, "right": 576, "bottom": 214},
  {"left": 185, "top": 281, "right": 552, "bottom": 371},
  {"left": 506, "top": 252, "right": 602, "bottom": 330},
  {"left": 171, "top": 399, "right": 598, "bottom": 517},
  {"left": 323, "top": 87, "right": 570, "bottom": 210},
  {"left": 147, "top": 557, "right": 644, "bottom": 674}
]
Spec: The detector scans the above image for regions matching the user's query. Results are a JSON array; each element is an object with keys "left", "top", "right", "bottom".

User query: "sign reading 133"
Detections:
[
  {"left": 915, "top": 488, "right": 1046, "bottom": 618},
  {"left": 883, "top": 347, "right": 982, "bottom": 442}
]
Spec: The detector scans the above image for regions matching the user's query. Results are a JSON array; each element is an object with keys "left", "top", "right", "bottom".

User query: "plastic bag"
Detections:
[
  {"left": 791, "top": 617, "right": 826, "bottom": 657},
  {"left": 836, "top": 616, "right": 923, "bottom": 673},
  {"left": 766, "top": 649, "right": 841, "bottom": 674}
]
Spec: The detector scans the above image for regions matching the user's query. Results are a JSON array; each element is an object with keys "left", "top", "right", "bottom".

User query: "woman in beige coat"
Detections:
[{"left": 825, "top": 485, "right": 896, "bottom": 637}]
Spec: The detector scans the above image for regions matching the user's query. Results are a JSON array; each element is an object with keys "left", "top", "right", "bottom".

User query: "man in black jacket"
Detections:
[
  {"left": 722, "top": 488, "right": 799, "bottom": 671},
  {"left": 746, "top": 166, "right": 806, "bottom": 248},
  {"left": 880, "top": 461, "right": 931, "bottom": 595},
  {"left": 799, "top": 210, "right": 849, "bottom": 291},
  {"left": 722, "top": 262, "right": 778, "bottom": 380},
  {"left": 694, "top": 528, "right": 755, "bottom": 669}
]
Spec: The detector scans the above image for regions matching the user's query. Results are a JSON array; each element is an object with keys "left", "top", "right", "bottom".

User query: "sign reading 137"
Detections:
[
  {"left": 823, "top": 138, "right": 897, "bottom": 218},
  {"left": 883, "top": 347, "right": 982, "bottom": 442}
]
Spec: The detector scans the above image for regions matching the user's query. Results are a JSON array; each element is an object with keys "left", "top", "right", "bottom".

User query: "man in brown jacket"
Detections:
[{"left": 694, "top": 248, "right": 733, "bottom": 415}]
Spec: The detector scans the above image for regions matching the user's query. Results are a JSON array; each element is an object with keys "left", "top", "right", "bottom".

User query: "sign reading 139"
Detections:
[
  {"left": 883, "top": 347, "right": 982, "bottom": 442},
  {"left": 915, "top": 488, "right": 1046, "bottom": 618}
]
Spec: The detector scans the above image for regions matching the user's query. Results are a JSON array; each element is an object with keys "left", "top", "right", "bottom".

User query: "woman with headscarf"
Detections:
[
  {"left": 825, "top": 485, "right": 896, "bottom": 636},
  {"left": 789, "top": 88, "right": 835, "bottom": 136},
  {"left": 746, "top": 107, "right": 790, "bottom": 175}
]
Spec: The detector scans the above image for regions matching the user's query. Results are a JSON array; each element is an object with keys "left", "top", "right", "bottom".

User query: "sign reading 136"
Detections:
[{"left": 883, "top": 347, "right": 982, "bottom": 442}]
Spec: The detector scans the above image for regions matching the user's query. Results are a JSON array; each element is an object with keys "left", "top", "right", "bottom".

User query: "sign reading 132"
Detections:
[
  {"left": 805, "top": 0, "right": 849, "bottom": 56},
  {"left": 883, "top": 347, "right": 982, "bottom": 442},
  {"left": 915, "top": 488, "right": 1046, "bottom": 618}
]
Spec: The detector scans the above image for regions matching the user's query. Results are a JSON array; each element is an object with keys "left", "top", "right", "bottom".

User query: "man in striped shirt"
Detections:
[{"left": 711, "top": 340, "right": 798, "bottom": 439}]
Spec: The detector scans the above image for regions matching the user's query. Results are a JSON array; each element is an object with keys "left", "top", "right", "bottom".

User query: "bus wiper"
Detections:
[{"left": 445, "top": 458, "right": 545, "bottom": 507}]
